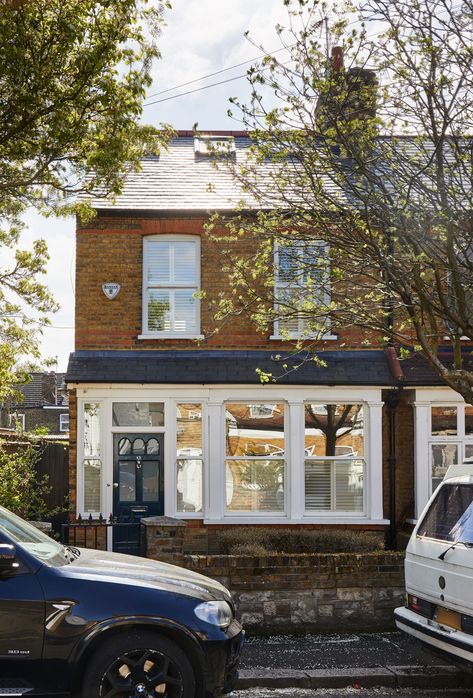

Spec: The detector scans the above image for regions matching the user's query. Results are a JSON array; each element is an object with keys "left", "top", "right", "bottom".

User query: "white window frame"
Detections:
[
  {"left": 59, "top": 413, "right": 69, "bottom": 432},
  {"left": 428, "top": 403, "right": 473, "bottom": 496},
  {"left": 303, "top": 402, "right": 366, "bottom": 516},
  {"left": 271, "top": 240, "right": 336, "bottom": 340},
  {"left": 8, "top": 412, "right": 25, "bottom": 430},
  {"left": 140, "top": 235, "right": 202, "bottom": 339},
  {"left": 224, "top": 400, "right": 287, "bottom": 518},
  {"left": 194, "top": 135, "right": 235, "bottom": 156},
  {"left": 413, "top": 389, "right": 473, "bottom": 519}
]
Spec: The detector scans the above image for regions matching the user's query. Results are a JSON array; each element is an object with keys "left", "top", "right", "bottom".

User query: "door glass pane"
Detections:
[
  {"left": 432, "top": 443, "right": 458, "bottom": 492},
  {"left": 431, "top": 406, "right": 457, "bottom": 436},
  {"left": 120, "top": 462, "right": 136, "bottom": 502},
  {"left": 142, "top": 462, "right": 160, "bottom": 502},
  {"left": 226, "top": 403, "right": 284, "bottom": 456},
  {"left": 225, "top": 459, "right": 285, "bottom": 512},
  {"left": 118, "top": 437, "right": 131, "bottom": 455},
  {"left": 113, "top": 403, "right": 164, "bottom": 427},
  {"left": 304, "top": 404, "right": 364, "bottom": 457},
  {"left": 465, "top": 407, "right": 473, "bottom": 436},
  {"left": 147, "top": 438, "right": 160, "bottom": 454},
  {"left": 132, "top": 438, "right": 145, "bottom": 455}
]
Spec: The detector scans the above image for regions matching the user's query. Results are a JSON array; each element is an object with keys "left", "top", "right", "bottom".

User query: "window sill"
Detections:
[
  {"left": 269, "top": 334, "right": 338, "bottom": 341},
  {"left": 203, "top": 517, "right": 389, "bottom": 525},
  {"left": 138, "top": 334, "right": 205, "bottom": 340}
]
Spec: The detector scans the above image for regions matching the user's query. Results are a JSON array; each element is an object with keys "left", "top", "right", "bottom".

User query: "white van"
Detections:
[{"left": 395, "top": 463, "right": 473, "bottom": 669}]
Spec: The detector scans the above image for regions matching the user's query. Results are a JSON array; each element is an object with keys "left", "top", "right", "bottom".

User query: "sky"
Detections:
[{"left": 23, "top": 0, "right": 320, "bottom": 372}]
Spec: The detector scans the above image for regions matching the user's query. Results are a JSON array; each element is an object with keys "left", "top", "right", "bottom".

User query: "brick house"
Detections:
[
  {"left": 65, "top": 131, "right": 470, "bottom": 551},
  {"left": 1, "top": 372, "right": 69, "bottom": 435}
]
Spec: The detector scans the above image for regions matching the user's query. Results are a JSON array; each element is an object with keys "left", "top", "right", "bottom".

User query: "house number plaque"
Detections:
[{"left": 102, "top": 283, "right": 121, "bottom": 300}]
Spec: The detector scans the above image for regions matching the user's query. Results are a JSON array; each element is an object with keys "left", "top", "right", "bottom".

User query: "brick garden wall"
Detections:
[{"left": 185, "top": 552, "right": 404, "bottom": 633}]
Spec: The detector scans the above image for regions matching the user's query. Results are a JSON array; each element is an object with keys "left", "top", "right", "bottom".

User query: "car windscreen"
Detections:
[
  {"left": 0, "top": 505, "right": 66, "bottom": 565},
  {"left": 417, "top": 483, "right": 473, "bottom": 543}
]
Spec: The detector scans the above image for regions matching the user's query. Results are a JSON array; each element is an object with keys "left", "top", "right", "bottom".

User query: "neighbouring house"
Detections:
[
  {"left": 0, "top": 372, "right": 69, "bottom": 436},
  {"left": 64, "top": 129, "right": 472, "bottom": 554}
]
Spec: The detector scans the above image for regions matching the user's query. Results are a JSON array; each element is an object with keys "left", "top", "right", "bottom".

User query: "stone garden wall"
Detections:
[{"left": 182, "top": 552, "right": 405, "bottom": 633}]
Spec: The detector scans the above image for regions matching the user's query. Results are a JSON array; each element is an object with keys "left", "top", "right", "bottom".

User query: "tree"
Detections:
[
  {"left": 0, "top": 441, "right": 58, "bottom": 520},
  {"left": 210, "top": 0, "right": 473, "bottom": 403},
  {"left": 0, "top": 0, "right": 171, "bottom": 399}
]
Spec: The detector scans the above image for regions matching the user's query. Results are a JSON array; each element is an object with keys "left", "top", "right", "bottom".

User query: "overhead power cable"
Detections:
[{"left": 145, "top": 45, "right": 296, "bottom": 101}]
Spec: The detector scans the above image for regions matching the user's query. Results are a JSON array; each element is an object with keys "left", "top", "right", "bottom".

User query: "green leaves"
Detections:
[{"left": 0, "top": 0, "right": 170, "bottom": 395}]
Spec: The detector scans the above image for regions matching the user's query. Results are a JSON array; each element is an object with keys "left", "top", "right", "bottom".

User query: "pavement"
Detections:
[{"left": 234, "top": 631, "right": 473, "bottom": 691}]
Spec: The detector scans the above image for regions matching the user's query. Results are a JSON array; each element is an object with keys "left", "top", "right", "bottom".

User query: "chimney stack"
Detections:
[
  {"left": 331, "top": 46, "right": 344, "bottom": 73},
  {"left": 315, "top": 46, "right": 378, "bottom": 133}
]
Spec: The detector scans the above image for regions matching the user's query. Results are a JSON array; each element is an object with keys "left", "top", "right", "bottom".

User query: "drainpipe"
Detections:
[{"left": 384, "top": 347, "right": 405, "bottom": 550}]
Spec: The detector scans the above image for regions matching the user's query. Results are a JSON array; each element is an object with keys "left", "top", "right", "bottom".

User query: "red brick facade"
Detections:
[{"left": 76, "top": 214, "right": 366, "bottom": 352}]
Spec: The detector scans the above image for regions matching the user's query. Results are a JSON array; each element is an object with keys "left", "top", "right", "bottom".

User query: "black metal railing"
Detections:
[{"left": 61, "top": 514, "right": 143, "bottom": 556}]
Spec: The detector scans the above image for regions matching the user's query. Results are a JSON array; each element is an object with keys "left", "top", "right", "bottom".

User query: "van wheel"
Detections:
[{"left": 82, "top": 630, "right": 196, "bottom": 698}]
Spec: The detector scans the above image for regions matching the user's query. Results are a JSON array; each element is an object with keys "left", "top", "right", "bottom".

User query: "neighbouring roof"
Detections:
[
  {"left": 66, "top": 349, "right": 395, "bottom": 386},
  {"left": 400, "top": 351, "right": 473, "bottom": 387},
  {"left": 10, "top": 372, "right": 68, "bottom": 408},
  {"left": 87, "top": 131, "right": 471, "bottom": 214}
]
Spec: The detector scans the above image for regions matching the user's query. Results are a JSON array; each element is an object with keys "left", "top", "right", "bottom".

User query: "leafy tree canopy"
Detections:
[
  {"left": 0, "top": 0, "right": 170, "bottom": 400},
  {"left": 211, "top": 0, "right": 473, "bottom": 403}
]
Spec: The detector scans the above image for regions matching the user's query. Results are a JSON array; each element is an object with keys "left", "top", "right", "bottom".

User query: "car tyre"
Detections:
[{"left": 82, "top": 630, "right": 196, "bottom": 698}]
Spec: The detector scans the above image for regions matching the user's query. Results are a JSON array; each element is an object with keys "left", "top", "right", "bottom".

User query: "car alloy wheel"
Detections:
[{"left": 99, "top": 647, "right": 184, "bottom": 698}]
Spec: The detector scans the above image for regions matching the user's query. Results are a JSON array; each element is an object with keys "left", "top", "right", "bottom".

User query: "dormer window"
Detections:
[
  {"left": 194, "top": 135, "right": 235, "bottom": 157},
  {"left": 142, "top": 235, "right": 201, "bottom": 338}
]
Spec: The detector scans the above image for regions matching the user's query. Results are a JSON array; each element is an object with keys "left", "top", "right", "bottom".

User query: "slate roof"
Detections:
[
  {"left": 89, "top": 131, "right": 343, "bottom": 212},
  {"left": 11, "top": 372, "right": 68, "bottom": 408},
  {"left": 66, "top": 350, "right": 395, "bottom": 386},
  {"left": 400, "top": 351, "right": 473, "bottom": 387}
]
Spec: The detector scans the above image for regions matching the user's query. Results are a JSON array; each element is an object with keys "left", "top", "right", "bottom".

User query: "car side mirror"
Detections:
[{"left": 0, "top": 544, "right": 17, "bottom": 573}]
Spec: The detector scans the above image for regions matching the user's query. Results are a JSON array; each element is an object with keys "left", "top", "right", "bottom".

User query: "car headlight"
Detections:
[{"left": 194, "top": 600, "right": 233, "bottom": 628}]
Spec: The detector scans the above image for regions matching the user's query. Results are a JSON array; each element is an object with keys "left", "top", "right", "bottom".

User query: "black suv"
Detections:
[{"left": 0, "top": 505, "right": 244, "bottom": 697}]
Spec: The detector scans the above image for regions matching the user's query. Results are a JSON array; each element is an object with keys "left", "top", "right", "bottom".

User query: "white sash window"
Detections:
[{"left": 143, "top": 236, "right": 200, "bottom": 336}]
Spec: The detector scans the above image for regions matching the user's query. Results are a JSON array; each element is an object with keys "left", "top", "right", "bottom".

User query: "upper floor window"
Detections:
[
  {"left": 59, "top": 413, "right": 69, "bottom": 432},
  {"left": 274, "top": 239, "right": 329, "bottom": 338},
  {"left": 142, "top": 236, "right": 200, "bottom": 336}
]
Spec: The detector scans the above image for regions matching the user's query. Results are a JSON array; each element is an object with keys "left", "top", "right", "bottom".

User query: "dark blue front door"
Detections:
[{"left": 113, "top": 433, "right": 164, "bottom": 554}]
